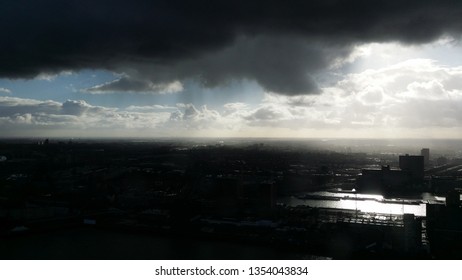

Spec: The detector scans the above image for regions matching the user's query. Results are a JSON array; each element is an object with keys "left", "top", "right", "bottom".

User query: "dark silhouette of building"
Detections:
[
  {"left": 426, "top": 190, "right": 462, "bottom": 258},
  {"left": 357, "top": 154, "right": 425, "bottom": 194},
  {"left": 399, "top": 154, "right": 424, "bottom": 183},
  {"left": 403, "top": 214, "right": 422, "bottom": 253},
  {"left": 430, "top": 176, "right": 462, "bottom": 194},
  {"left": 358, "top": 165, "right": 411, "bottom": 194},
  {"left": 421, "top": 148, "right": 430, "bottom": 168}
]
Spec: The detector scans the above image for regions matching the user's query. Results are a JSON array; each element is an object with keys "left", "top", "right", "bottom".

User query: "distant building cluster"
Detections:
[{"left": 358, "top": 153, "right": 425, "bottom": 194}]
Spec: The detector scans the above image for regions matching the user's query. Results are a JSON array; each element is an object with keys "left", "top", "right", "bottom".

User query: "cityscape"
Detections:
[
  {"left": 2, "top": 0, "right": 462, "bottom": 262},
  {"left": 1, "top": 138, "right": 462, "bottom": 259}
]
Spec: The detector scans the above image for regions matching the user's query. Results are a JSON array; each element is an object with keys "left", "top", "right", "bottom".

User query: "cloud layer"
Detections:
[
  {"left": 0, "top": 97, "right": 170, "bottom": 137},
  {"left": 0, "top": 88, "right": 11, "bottom": 94},
  {"left": 2, "top": 59, "right": 462, "bottom": 138},
  {"left": 2, "top": 1, "right": 462, "bottom": 95}
]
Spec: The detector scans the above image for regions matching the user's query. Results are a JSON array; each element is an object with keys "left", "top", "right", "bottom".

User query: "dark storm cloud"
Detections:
[{"left": 2, "top": 0, "right": 462, "bottom": 95}]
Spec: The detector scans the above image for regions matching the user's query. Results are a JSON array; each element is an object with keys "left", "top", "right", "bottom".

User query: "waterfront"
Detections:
[{"left": 278, "top": 191, "right": 447, "bottom": 216}]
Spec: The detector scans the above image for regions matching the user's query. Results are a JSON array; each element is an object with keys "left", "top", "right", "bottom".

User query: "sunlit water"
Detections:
[{"left": 278, "top": 191, "right": 442, "bottom": 216}]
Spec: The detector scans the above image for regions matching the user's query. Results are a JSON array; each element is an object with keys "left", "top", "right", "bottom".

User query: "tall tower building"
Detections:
[{"left": 421, "top": 148, "right": 430, "bottom": 167}]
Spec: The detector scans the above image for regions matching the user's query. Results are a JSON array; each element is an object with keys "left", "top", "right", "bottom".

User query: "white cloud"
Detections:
[
  {"left": 222, "top": 102, "right": 249, "bottom": 114},
  {"left": 125, "top": 105, "right": 177, "bottom": 111},
  {"left": 213, "top": 59, "right": 462, "bottom": 137},
  {"left": 166, "top": 104, "right": 222, "bottom": 130},
  {"left": 313, "top": 59, "right": 462, "bottom": 135},
  {"left": 35, "top": 71, "right": 73, "bottom": 81},
  {"left": 0, "top": 88, "right": 11, "bottom": 94},
  {"left": 0, "top": 96, "right": 171, "bottom": 137}
]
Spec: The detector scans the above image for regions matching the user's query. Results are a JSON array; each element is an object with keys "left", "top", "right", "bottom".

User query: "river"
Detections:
[{"left": 278, "top": 191, "right": 447, "bottom": 216}]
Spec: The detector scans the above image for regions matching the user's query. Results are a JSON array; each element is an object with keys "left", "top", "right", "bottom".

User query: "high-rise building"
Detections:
[
  {"left": 399, "top": 154, "right": 424, "bottom": 182},
  {"left": 358, "top": 165, "right": 411, "bottom": 194},
  {"left": 421, "top": 148, "right": 430, "bottom": 167}
]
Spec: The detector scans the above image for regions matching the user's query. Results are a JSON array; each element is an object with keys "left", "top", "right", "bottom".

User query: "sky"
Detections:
[{"left": 2, "top": 0, "right": 462, "bottom": 139}]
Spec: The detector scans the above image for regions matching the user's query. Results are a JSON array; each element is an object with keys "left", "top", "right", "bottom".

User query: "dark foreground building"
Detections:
[{"left": 426, "top": 190, "right": 462, "bottom": 258}]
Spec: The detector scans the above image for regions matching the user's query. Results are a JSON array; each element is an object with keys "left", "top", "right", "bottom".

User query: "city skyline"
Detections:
[{"left": 2, "top": 1, "right": 462, "bottom": 138}]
